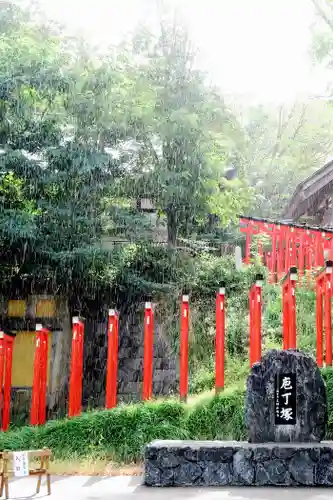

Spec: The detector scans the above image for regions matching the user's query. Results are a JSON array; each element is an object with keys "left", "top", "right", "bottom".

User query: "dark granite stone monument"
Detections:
[
  {"left": 246, "top": 349, "right": 327, "bottom": 443},
  {"left": 144, "top": 349, "right": 333, "bottom": 487}
]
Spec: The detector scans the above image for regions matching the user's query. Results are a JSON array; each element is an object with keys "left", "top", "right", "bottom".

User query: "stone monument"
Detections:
[
  {"left": 144, "top": 349, "right": 333, "bottom": 487},
  {"left": 246, "top": 349, "right": 327, "bottom": 443}
]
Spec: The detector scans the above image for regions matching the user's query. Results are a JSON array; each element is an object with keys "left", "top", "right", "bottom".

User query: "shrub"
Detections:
[
  {"left": 0, "top": 392, "right": 247, "bottom": 462},
  {"left": 0, "top": 400, "right": 189, "bottom": 462},
  {"left": 186, "top": 389, "right": 246, "bottom": 441}
]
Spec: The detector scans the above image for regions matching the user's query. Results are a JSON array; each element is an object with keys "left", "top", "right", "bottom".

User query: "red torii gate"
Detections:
[{"left": 240, "top": 215, "right": 333, "bottom": 283}]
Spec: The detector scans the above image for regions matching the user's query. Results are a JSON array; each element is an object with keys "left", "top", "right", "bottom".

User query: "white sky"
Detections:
[{"left": 35, "top": 0, "right": 330, "bottom": 103}]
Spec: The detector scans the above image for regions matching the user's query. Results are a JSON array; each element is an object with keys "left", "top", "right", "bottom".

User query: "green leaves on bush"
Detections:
[{"left": 0, "top": 392, "right": 248, "bottom": 463}]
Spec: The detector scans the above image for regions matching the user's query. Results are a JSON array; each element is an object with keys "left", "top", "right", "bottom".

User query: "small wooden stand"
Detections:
[{"left": 0, "top": 448, "right": 51, "bottom": 499}]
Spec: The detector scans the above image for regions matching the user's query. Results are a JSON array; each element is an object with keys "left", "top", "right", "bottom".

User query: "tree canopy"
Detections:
[{"left": 1, "top": 1, "right": 333, "bottom": 308}]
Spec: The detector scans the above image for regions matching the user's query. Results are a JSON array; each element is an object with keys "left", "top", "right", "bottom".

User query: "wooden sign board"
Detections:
[{"left": 12, "top": 451, "right": 29, "bottom": 477}]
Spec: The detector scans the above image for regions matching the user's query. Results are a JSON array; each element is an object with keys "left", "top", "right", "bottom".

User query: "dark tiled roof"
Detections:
[{"left": 284, "top": 159, "right": 333, "bottom": 220}]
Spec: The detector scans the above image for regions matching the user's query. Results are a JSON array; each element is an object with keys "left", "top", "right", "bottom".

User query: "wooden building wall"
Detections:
[{"left": 0, "top": 295, "right": 72, "bottom": 421}]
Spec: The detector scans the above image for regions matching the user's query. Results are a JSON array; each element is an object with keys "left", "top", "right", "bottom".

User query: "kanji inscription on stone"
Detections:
[{"left": 275, "top": 373, "right": 296, "bottom": 425}]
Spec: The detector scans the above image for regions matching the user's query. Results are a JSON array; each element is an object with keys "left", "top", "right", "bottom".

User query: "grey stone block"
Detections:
[
  {"left": 158, "top": 449, "right": 180, "bottom": 468},
  {"left": 173, "top": 462, "right": 202, "bottom": 486},
  {"left": 197, "top": 446, "right": 234, "bottom": 462},
  {"left": 253, "top": 447, "right": 272, "bottom": 462},
  {"left": 201, "top": 462, "right": 232, "bottom": 485},
  {"left": 144, "top": 440, "right": 333, "bottom": 487},
  {"left": 152, "top": 381, "right": 165, "bottom": 394},
  {"left": 316, "top": 454, "right": 333, "bottom": 485},
  {"left": 233, "top": 449, "right": 254, "bottom": 485},
  {"left": 117, "top": 381, "right": 141, "bottom": 393},
  {"left": 256, "top": 460, "right": 290, "bottom": 486},
  {"left": 153, "top": 370, "right": 175, "bottom": 383},
  {"left": 289, "top": 451, "right": 314, "bottom": 485}
]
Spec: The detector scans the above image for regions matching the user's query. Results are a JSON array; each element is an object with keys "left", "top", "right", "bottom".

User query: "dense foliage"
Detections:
[{"left": 1, "top": 1, "right": 333, "bottom": 312}]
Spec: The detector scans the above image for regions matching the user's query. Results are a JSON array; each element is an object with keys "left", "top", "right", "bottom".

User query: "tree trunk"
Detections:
[{"left": 167, "top": 207, "right": 178, "bottom": 246}]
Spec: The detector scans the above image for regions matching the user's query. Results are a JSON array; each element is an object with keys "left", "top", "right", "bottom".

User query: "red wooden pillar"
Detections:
[
  {"left": 314, "top": 232, "right": 322, "bottom": 268},
  {"left": 106, "top": 309, "right": 119, "bottom": 409},
  {"left": 215, "top": 287, "right": 225, "bottom": 393},
  {"left": 284, "top": 228, "right": 291, "bottom": 274},
  {"left": 38, "top": 327, "right": 49, "bottom": 425},
  {"left": 277, "top": 228, "right": 284, "bottom": 281},
  {"left": 76, "top": 318, "right": 85, "bottom": 416},
  {"left": 319, "top": 233, "right": 325, "bottom": 268},
  {"left": 68, "top": 317, "right": 84, "bottom": 417},
  {"left": 245, "top": 228, "right": 251, "bottom": 265},
  {"left": 315, "top": 262, "right": 333, "bottom": 367},
  {"left": 1, "top": 332, "right": 15, "bottom": 432},
  {"left": 298, "top": 230, "right": 305, "bottom": 283},
  {"left": 290, "top": 228, "right": 297, "bottom": 266},
  {"left": 239, "top": 218, "right": 252, "bottom": 265},
  {"left": 330, "top": 238, "right": 333, "bottom": 287},
  {"left": 249, "top": 275, "right": 263, "bottom": 366},
  {"left": 255, "top": 279, "right": 263, "bottom": 363},
  {"left": 324, "top": 268, "right": 332, "bottom": 366},
  {"left": 249, "top": 285, "right": 254, "bottom": 366},
  {"left": 143, "top": 302, "right": 154, "bottom": 401},
  {"left": 249, "top": 275, "right": 263, "bottom": 367},
  {"left": 30, "top": 325, "right": 43, "bottom": 426},
  {"left": 289, "top": 269, "right": 297, "bottom": 349},
  {"left": 271, "top": 226, "right": 277, "bottom": 283},
  {"left": 316, "top": 278, "right": 324, "bottom": 368},
  {"left": 68, "top": 318, "right": 79, "bottom": 417},
  {"left": 30, "top": 325, "right": 49, "bottom": 426},
  {"left": 306, "top": 231, "right": 313, "bottom": 286},
  {"left": 282, "top": 279, "right": 289, "bottom": 350},
  {"left": 0, "top": 333, "right": 4, "bottom": 419},
  {"left": 180, "top": 295, "right": 189, "bottom": 402},
  {"left": 282, "top": 267, "right": 297, "bottom": 350}
]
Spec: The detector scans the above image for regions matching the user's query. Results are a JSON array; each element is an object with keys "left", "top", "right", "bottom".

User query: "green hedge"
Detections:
[
  {"left": 0, "top": 392, "right": 245, "bottom": 463},
  {"left": 1, "top": 367, "right": 333, "bottom": 463}
]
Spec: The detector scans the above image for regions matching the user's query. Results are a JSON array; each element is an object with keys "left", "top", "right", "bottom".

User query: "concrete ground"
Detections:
[{"left": 4, "top": 475, "right": 333, "bottom": 499}]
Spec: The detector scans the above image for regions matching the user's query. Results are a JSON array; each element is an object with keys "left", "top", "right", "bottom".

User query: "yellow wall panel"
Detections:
[
  {"left": 11, "top": 331, "right": 52, "bottom": 387},
  {"left": 8, "top": 300, "right": 26, "bottom": 317},
  {"left": 36, "top": 299, "right": 56, "bottom": 318}
]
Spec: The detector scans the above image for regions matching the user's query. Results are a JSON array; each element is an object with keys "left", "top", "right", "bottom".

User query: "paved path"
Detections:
[{"left": 5, "top": 475, "right": 333, "bottom": 499}]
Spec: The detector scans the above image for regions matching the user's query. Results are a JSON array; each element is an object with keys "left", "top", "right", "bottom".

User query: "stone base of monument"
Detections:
[{"left": 145, "top": 440, "right": 333, "bottom": 486}]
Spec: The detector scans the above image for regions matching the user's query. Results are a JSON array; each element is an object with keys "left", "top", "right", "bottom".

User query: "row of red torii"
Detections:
[
  {"left": 241, "top": 214, "right": 333, "bottom": 371},
  {"left": 239, "top": 215, "right": 333, "bottom": 283}
]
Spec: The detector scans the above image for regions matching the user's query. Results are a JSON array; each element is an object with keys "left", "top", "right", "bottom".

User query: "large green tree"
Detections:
[
  {"left": 240, "top": 100, "right": 333, "bottom": 218},
  {"left": 0, "top": 2, "right": 129, "bottom": 302},
  {"left": 120, "top": 21, "right": 251, "bottom": 245}
]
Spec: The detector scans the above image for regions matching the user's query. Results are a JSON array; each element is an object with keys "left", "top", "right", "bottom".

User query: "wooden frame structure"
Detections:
[{"left": 0, "top": 448, "right": 51, "bottom": 499}]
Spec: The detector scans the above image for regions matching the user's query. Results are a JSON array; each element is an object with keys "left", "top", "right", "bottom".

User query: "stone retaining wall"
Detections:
[
  {"left": 82, "top": 309, "right": 178, "bottom": 406},
  {"left": 145, "top": 440, "right": 333, "bottom": 486}
]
